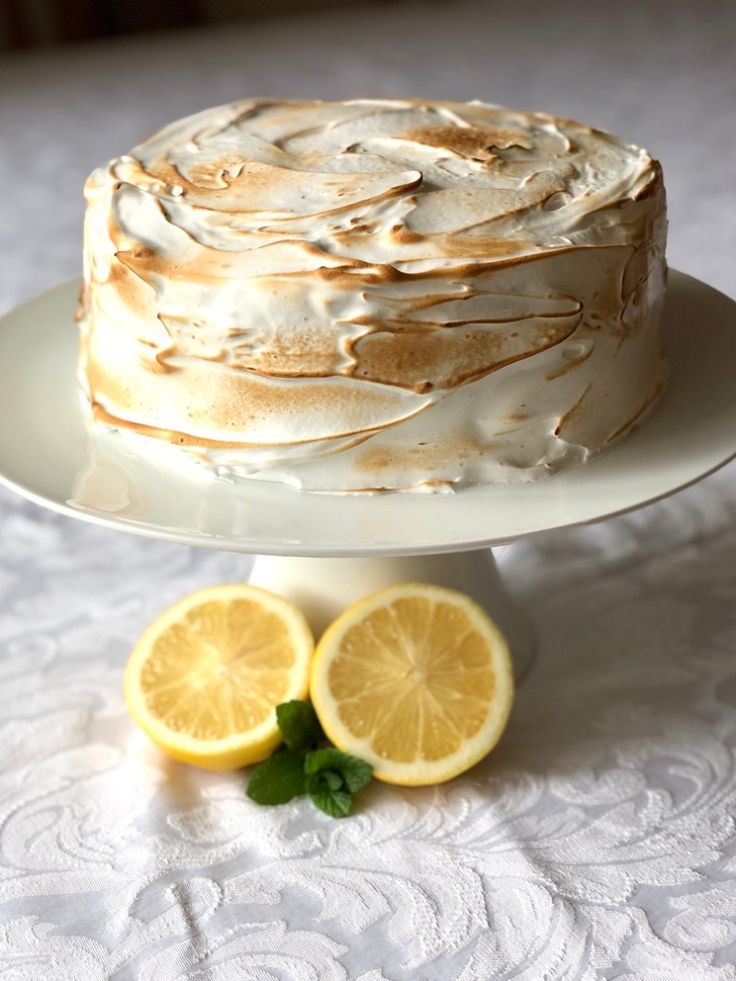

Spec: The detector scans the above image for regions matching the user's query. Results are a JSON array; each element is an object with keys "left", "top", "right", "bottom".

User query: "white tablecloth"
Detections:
[{"left": 1, "top": 2, "right": 735, "bottom": 976}]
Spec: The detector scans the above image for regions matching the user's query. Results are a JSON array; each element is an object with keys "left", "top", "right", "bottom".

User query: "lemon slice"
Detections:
[
  {"left": 125, "top": 583, "right": 313, "bottom": 771},
  {"left": 310, "top": 582, "right": 513, "bottom": 785}
]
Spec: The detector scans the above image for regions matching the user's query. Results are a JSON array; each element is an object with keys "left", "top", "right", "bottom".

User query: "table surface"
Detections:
[{"left": 1, "top": 2, "right": 736, "bottom": 977}]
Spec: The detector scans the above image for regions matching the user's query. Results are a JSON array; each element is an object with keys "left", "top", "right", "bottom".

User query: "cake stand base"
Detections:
[{"left": 248, "top": 548, "right": 536, "bottom": 680}]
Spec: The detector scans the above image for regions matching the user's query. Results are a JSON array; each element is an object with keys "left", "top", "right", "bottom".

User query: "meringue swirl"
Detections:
[{"left": 79, "top": 98, "right": 667, "bottom": 491}]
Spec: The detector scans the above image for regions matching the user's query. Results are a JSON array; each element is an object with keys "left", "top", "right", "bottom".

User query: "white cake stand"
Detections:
[{"left": 1, "top": 271, "right": 735, "bottom": 677}]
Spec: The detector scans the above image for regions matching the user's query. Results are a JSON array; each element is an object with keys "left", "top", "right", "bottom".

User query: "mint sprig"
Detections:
[{"left": 246, "top": 700, "right": 373, "bottom": 818}]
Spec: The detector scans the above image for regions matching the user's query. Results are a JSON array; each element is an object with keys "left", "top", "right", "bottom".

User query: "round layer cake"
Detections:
[{"left": 79, "top": 98, "right": 668, "bottom": 492}]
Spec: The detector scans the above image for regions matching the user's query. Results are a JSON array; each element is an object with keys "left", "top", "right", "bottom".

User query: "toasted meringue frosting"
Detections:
[{"left": 79, "top": 98, "right": 667, "bottom": 491}]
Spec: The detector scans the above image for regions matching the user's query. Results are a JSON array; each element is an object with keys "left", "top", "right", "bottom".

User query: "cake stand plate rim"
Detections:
[{"left": 0, "top": 269, "right": 734, "bottom": 557}]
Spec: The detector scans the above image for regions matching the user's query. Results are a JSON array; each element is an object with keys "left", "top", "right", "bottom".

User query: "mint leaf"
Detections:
[
  {"left": 245, "top": 701, "right": 372, "bottom": 819},
  {"left": 306, "top": 747, "right": 373, "bottom": 792},
  {"left": 276, "top": 700, "right": 324, "bottom": 751},
  {"left": 310, "top": 789, "right": 352, "bottom": 818},
  {"left": 246, "top": 749, "right": 306, "bottom": 805},
  {"left": 307, "top": 770, "right": 352, "bottom": 818},
  {"left": 320, "top": 769, "right": 344, "bottom": 791}
]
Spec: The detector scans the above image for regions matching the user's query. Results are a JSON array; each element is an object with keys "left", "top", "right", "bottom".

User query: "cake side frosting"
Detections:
[{"left": 79, "top": 98, "right": 667, "bottom": 491}]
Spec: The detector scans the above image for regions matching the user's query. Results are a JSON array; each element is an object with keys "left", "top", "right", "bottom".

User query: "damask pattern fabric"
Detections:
[{"left": 1, "top": 467, "right": 735, "bottom": 979}]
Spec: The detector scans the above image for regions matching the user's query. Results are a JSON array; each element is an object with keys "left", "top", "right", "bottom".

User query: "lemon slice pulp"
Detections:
[
  {"left": 310, "top": 582, "right": 514, "bottom": 785},
  {"left": 125, "top": 583, "right": 313, "bottom": 770}
]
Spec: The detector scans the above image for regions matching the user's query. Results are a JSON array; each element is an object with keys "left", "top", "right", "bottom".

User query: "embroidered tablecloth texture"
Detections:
[{"left": 1, "top": 469, "right": 736, "bottom": 979}]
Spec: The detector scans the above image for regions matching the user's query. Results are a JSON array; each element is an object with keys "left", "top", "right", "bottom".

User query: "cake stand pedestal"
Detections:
[
  {"left": 249, "top": 550, "right": 536, "bottom": 677},
  {"left": 0, "top": 271, "right": 734, "bottom": 681}
]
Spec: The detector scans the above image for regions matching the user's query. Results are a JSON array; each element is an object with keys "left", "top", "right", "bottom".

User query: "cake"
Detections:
[{"left": 78, "top": 98, "right": 667, "bottom": 492}]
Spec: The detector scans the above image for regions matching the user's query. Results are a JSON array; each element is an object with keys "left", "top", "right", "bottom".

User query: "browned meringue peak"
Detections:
[{"left": 119, "top": 155, "right": 423, "bottom": 217}]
